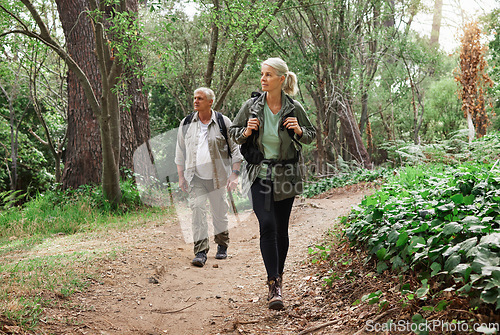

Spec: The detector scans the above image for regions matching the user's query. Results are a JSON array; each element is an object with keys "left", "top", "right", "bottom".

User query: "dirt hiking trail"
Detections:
[{"left": 36, "top": 186, "right": 374, "bottom": 335}]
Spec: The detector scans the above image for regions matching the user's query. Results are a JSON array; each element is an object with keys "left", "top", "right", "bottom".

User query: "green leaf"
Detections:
[
  {"left": 411, "top": 314, "right": 429, "bottom": 335},
  {"left": 457, "top": 237, "right": 478, "bottom": 254},
  {"left": 437, "top": 203, "right": 454, "bottom": 213},
  {"left": 484, "top": 270, "right": 500, "bottom": 290},
  {"left": 376, "top": 248, "right": 387, "bottom": 261},
  {"left": 414, "top": 221, "right": 429, "bottom": 233},
  {"left": 451, "top": 193, "right": 463, "bottom": 204},
  {"left": 409, "top": 236, "right": 426, "bottom": 253},
  {"left": 373, "top": 208, "right": 384, "bottom": 220},
  {"left": 481, "top": 266, "right": 500, "bottom": 277},
  {"left": 469, "top": 225, "right": 488, "bottom": 233},
  {"left": 443, "top": 222, "right": 463, "bottom": 235},
  {"left": 450, "top": 263, "right": 472, "bottom": 281},
  {"left": 471, "top": 248, "right": 500, "bottom": 274},
  {"left": 480, "top": 287, "right": 499, "bottom": 305},
  {"left": 396, "top": 232, "right": 409, "bottom": 247},
  {"left": 377, "top": 261, "right": 388, "bottom": 273},
  {"left": 391, "top": 255, "right": 405, "bottom": 270},
  {"left": 434, "top": 300, "right": 449, "bottom": 311},
  {"left": 416, "top": 285, "right": 429, "bottom": 299},
  {"left": 444, "top": 254, "right": 461, "bottom": 272},
  {"left": 361, "top": 290, "right": 383, "bottom": 304},
  {"left": 362, "top": 196, "right": 378, "bottom": 207},
  {"left": 462, "top": 216, "right": 480, "bottom": 225},
  {"left": 463, "top": 194, "right": 475, "bottom": 205},
  {"left": 430, "top": 262, "right": 442, "bottom": 276},
  {"left": 479, "top": 233, "right": 500, "bottom": 249},
  {"left": 387, "top": 230, "right": 400, "bottom": 244}
]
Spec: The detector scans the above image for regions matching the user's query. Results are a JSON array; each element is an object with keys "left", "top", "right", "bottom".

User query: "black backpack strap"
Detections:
[
  {"left": 215, "top": 111, "right": 232, "bottom": 159},
  {"left": 283, "top": 97, "right": 303, "bottom": 151},
  {"left": 181, "top": 111, "right": 232, "bottom": 159},
  {"left": 248, "top": 92, "right": 302, "bottom": 151},
  {"left": 182, "top": 112, "right": 195, "bottom": 138}
]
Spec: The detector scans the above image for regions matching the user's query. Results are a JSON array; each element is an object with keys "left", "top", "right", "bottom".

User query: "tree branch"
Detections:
[{"left": 7, "top": 0, "right": 103, "bottom": 118}]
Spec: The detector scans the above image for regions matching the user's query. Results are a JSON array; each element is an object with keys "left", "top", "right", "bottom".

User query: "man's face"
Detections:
[{"left": 193, "top": 92, "right": 212, "bottom": 113}]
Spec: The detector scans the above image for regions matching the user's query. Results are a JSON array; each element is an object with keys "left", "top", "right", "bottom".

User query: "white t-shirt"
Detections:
[{"left": 195, "top": 121, "right": 214, "bottom": 179}]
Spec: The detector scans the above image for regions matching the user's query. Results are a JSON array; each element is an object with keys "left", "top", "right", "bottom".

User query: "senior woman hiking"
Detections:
[{"left": 229, "top": 57, "right": 316, "bottom": 310}]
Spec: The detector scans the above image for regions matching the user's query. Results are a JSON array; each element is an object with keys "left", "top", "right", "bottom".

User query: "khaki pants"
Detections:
[{"left": 189, "top": 175, "right": 229, "bottom": 254}]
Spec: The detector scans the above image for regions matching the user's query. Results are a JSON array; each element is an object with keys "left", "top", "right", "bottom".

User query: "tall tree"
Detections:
[
  {"left": 143, "top": 0, "right": 286, "bottom": 121},
  {"left": 276, "top": 0, "right": 375, "bottom": 172},
  {"left": 0, "top": 0, "right": 151, "bottom": 204},
  {"left": 54, "top": 0, "right": 150, "bottom": 191},
  {"left": 204, "top": 0, "right": 286, "bottom": 111},
  {"left": 430, "top": 0, "right": 443, "bottom": 47}
]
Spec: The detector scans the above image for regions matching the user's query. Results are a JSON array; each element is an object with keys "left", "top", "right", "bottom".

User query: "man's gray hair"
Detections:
[{"left": 194, "top": 87, "right": 215, "bottom": 102}]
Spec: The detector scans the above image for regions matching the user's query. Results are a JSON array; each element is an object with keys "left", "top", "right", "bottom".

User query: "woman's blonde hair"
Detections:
[{"left": 262, "top": 57, "right": 298, "bottom": 96}]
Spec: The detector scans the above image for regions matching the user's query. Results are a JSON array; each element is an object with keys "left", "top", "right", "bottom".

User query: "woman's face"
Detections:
[{"left": 261, "top": 64, "right": 284, "bottom": 93}]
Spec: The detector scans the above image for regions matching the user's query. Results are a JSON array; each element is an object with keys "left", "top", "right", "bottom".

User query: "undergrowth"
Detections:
[
  {"left": 0, "top": 177, "right": 144, "bottom": 240},
  {"left": 343, "top": 162, "right": 500, "bottom": 332}
]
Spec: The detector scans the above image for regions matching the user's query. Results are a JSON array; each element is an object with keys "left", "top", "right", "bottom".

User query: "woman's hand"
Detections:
[
  {"left": 243, "top": 117, "right": 260, "bottom": 137},
  {"left": 283, "top": 117, "right": 303, "bottom": 137}
]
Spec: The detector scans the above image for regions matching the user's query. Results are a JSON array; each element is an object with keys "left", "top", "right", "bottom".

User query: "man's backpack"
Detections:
[{"left": 181, "top": 111, "right": 231, "bottom": 158}]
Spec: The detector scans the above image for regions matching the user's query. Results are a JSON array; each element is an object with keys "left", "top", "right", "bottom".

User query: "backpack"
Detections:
[
  {"left": 182, "top": 111, "right": 231, "bottom": 158},
  {"left": 240, "top": 92, "right": 302, "bottom": 164},
  {"left": 250, "top": 91, "right": 300, "bottom": 143}
]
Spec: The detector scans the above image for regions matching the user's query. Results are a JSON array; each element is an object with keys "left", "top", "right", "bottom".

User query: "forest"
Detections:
[{"left": 0, "top": 0, "right": 499, "bottom": 333}]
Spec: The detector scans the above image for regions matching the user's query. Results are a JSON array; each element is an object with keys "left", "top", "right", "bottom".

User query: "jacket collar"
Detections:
[
  {"left": 192, "top": 109, "right": 217, "bottom": 124},
  {"left": 251, "top": 91, "right": 294, "bottom": 116}
]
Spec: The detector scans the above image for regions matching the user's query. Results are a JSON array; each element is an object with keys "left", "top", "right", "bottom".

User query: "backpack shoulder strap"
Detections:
[
  {"left": 215, "top": 111, "right": 232, "bottom": 159},
  {"left": 285, "top": 97, "right": 303, "bottom": 150},
  {"left": 182, "top": 112, "right": 195, "bottom": 138}
]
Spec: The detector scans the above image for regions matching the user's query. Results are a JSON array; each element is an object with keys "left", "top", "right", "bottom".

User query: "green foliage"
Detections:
[
  {"left": 303, "top": 167, "right": 389, "bottom": 198},
  {"left": 424, "top": 77, "right": 464, "bottom": 139},
  {"left": 0, "top": 177, "right": 143, "bottom": 239},
  {"left": 0, "top": 190, "right": 25, "bottom": 208},
  {"left": 487, "top": 7, "right": 500, "bottom": 129},
  {"left": 344, "top": 162, "right": 500, "bottom": 309},
  {"left": 308, "top": 244, "right": 332, "bottom": 264},
  {"left": 382, "top": 131, "right": 500, "bottom": 166}
]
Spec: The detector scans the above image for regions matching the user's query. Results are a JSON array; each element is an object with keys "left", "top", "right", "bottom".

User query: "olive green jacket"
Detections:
[{"left": 229, "top": 92, "right": 316, "bottom": 201}]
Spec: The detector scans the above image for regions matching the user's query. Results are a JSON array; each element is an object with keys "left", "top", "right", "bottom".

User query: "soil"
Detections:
[{"left": 19, "top": 185, "right": 376, "bottom": 335}]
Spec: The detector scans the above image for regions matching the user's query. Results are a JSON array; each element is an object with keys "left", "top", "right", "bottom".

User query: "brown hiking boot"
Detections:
[{"left": 267, "top": 277, "right": 284, "bottom": 310}]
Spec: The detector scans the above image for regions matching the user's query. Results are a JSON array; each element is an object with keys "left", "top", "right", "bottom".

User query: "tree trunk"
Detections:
[
  {"left": 56, "top": 0, "right": 150, "bottom": 190},
  {"left": 430, "top": 0, "right": 443, "bottom": 47},
  {"left": 121, "top": 0, "right": 152, "bottom": 174},
  {"left": 56, "top": 0, "right": 102, "bottom": 189},
  {"left": 9, "top": 96, "right": 17, "bottom": 191},
  {"left": 336, "top": 96, "right": 372, "bottom": 170},
  {"left": 205, "top": 0, "right": 220, "bottom": 88},
  {"left": 0, "top": 82, "right": 19, "bottom": 191},
  {"left": 467, "top": 111, "right": 475, "bottom": 143}
]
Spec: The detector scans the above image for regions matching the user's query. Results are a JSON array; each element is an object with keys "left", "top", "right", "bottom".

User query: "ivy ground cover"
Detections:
[{"left": 344, "top": 162, "right": 500, "bottom": 310}]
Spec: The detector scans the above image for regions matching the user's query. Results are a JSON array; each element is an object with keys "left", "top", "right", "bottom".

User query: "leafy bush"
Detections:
[
  {"left": 380, "top": 131, "right": 500, "bottom": 167},
  {"left": 0, "top": 177, "right": 144, "bottom": 239},
  {"left": 303, "top": 167, "right": 389, "bottom": 198},
  {"left": 344, "top": 162, "right": 500, "bottom": 309}
]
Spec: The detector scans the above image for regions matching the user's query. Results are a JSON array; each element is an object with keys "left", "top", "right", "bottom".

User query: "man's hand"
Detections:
[
  {"left": 226, "top": 172, "right": 239, "bottom": 191},
  {"left": 179, "top": 175, "right": 188, "bottom": 192}
]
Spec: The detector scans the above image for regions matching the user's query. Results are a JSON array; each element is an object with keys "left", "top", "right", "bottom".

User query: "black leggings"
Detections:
[{"left": 251, "top": 178, "right": 295, "bottom": 280}]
